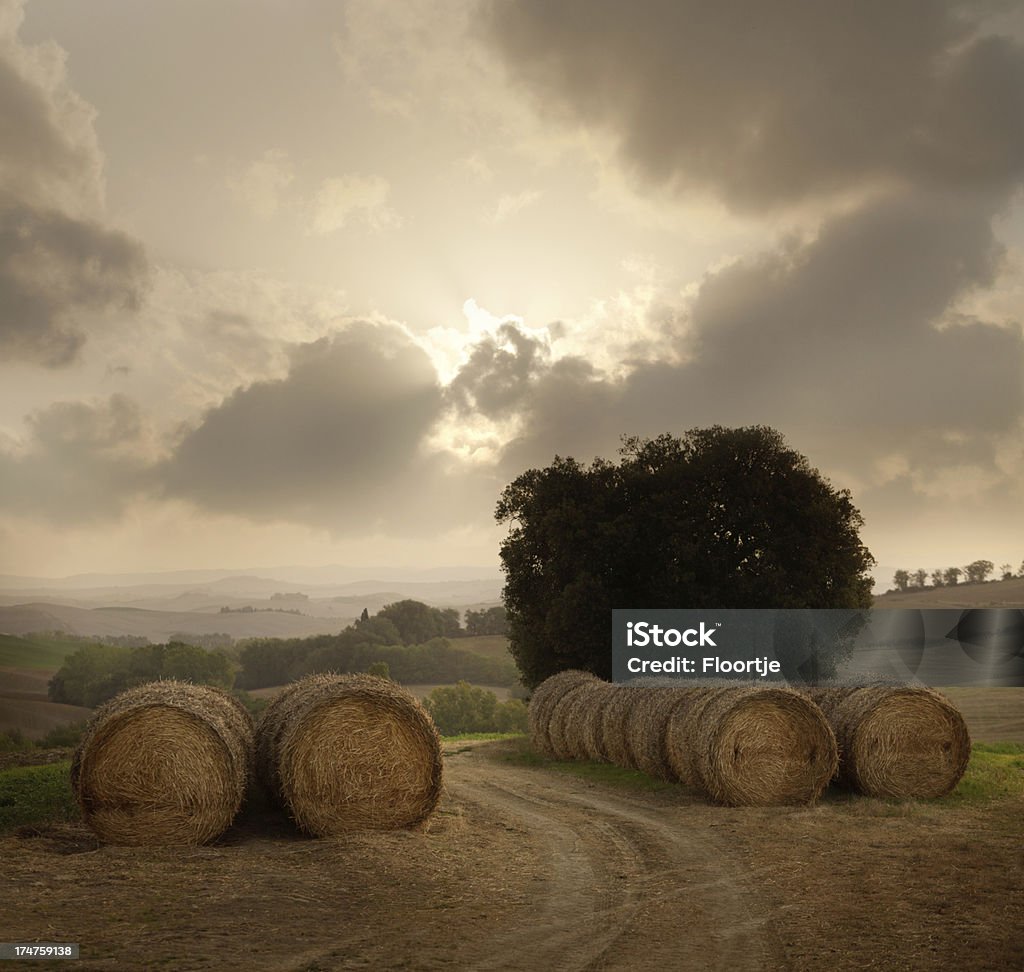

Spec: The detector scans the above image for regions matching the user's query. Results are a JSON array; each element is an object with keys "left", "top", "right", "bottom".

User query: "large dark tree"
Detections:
[{"left": 496, "top": 426, "right": 875, "bottom": 687}]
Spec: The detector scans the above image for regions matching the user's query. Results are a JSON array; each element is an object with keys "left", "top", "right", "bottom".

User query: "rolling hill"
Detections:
[{"left": 873, "top": 575, "right": 1024, "bottom": 608}]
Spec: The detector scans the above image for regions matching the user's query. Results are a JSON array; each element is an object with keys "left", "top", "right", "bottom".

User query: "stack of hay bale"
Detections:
[
  {"left": 528, "top": 673, "right": 971, "bottom": 805},
  {"left": 72, "top": 674, "right": 444, "bottom": 844}
]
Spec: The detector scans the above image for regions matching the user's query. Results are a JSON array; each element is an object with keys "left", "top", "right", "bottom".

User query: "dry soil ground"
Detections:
[
  {"left": 0, "top": 668, "right": 91, "bottom": 738},
  {"left": 1, "top": 738, "right": 1022, "bottom": 972}
]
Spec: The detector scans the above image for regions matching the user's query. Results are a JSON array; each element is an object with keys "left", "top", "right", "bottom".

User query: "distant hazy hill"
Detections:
[
  {"left": 0, "top": 564, "right": 501, "bottom": 591},
  {"left": 0, "top": 567, "right": 503, "bottom": 615},
  {"left": 0, "top": 602, "right": 350, "bottom": 642},
  {"left": 874, "top": 575, "right": 1024, "bottom": 608},
  {"left": 0, "top": 566, "right": 505, "bottom": 641}
]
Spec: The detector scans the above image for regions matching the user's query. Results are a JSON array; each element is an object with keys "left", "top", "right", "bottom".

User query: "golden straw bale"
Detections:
[
  {"left": 598, "top": 684, "right": 645, "bottom": 767},
  {"left": 527, "top": 670, "right": 599, "bottom": 758},
  {"left": 547, "top": 679, "right": 604, "bottom": 759},
  {"left": 688, "top": 686, "right": 838, "bottom": 806},
  {"left": 665, "top": 686, "right": 733, "bottom": 788},
  {"left": 623, "top": 687, "right": 691, "bottom": 780},
  {"left": 809, "top": 684, "right": 971, "bottom": 798},
  {"left": 557, "top": 681, "right": 619, "bottom": 761},
  {"left": 71, "top": 681, "right": 254, "bottom": 845},
  {"left": 257, "top": 673, "right": 442, "bottom": 835}
]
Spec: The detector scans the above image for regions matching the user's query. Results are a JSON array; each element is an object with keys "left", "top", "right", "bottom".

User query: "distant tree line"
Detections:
[
  {"left": 891, "top": 558, "right": 1023, "bottom": 592},
  {"left": 26, "top": 630, "right": 151, "bottom": 648},
  {"left": 213, "top": 599, "right": 515, "bottom": 690},
  {"left": 219, "top": 605, "right": 303, "bottom": 615},
  {"left": 49, "top": 642, "right": 234, "bottom": 708},
  {"left": 44, "top": 599, "right": 516, "bottom": 708},
  {"left": 462, "top": 606, "right": 510, "bottom": 636},
  {"left": 235, "top": 629, "right": 515, "bottom": 690}
]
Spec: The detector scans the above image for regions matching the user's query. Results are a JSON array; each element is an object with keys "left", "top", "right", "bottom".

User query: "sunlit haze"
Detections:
[{"left": 2, "top": 0, "right": 1023, "bottom": 582}]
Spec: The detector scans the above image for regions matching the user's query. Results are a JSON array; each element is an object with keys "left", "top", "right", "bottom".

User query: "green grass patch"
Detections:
[
  {"left": 942, "top": 743, "right": 1024, "bottom": 805},
  {"left": 973, "top": 741, "right": 1024, "bottom": 756},
  {"left": 0, "top": 632, "right": 85, "bottom": 670},
  {"left": 442, "top": 731, "right": 524, "bottom": 742},
  {"left": 495, "top": 736, "right": 675, "bottom": 792},
  {"left": 0, "top": 761, "right": 79, "bottom": 832},
  {"left": 487, "top": 738, "right": 1024, "bottom": 805}
]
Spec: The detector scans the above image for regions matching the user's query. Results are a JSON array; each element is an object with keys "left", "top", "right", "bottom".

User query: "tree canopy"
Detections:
[
  {"left": 375, "top": 599, "right": 461, "bottom": 643},
  {"left": 496, "top": 426, "right": 875, "bottom": 687},
  {"left": 49, "top": 641, "right": 234, "bottom": 708}
]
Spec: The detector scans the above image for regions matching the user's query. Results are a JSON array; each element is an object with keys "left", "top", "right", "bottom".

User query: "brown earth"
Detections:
[
  {"left": 1, "top": 739, "right": 1022, "bottom": 972},
  {"left": 0, "top": 667, "right": 91, "bottom": 740}
]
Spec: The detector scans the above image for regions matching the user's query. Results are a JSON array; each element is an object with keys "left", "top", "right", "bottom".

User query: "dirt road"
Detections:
[
  {"left": 447, "top": 751, "right": 773, "bottom": 971},
  {"left": 2, "top": 741, "right": 1021, "bottom": 971}
]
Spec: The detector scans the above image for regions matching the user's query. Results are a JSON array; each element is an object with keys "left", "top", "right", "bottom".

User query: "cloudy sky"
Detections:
[{"left": 1, "top": 0, "right": 1023, "bottom": 581}]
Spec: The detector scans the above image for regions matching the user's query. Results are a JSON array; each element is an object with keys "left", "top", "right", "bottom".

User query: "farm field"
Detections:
[
  {"left": 0, "top": 668, "right": 90, "bottom": 740},
  {"left": 873, "top": 575, "right": 1024, "bottom": 608},
  {"left": 1, "top": 738, "right": 1022, "bottom": 971},
  {"left": 0, "top": 633, "right": 517, "bottom": 739}
]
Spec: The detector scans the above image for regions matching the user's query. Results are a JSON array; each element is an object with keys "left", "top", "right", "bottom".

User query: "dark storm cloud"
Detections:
[
  {"left": 462, "top": 192, "right": 1023, "bottom": 499},
  {"left": 0, "top": 9, "right": 149, "bottom": 366},
  {"left": 0, "top": 51, "right": 100, "bottom": 205},
  {"left": 0, "top": 199, "right": 148, "bottom": 366},
  {"left": 664, "top": 190, "right": 1022, "bottom": 441},
  {"left": 441, "top": 320, "right": 623, "bottom": 472},
  {"left": 493, "top": 355, "right": 623, "bottom": 476},
  {"left": 160, "top": 322, "right": 495, "bottom": 531},
  {"left": 481, "top": 0, "right": 1024, "bottom": 209},
  {"left": 474, "top": 0, "right": 1024, "bottom": 515},
  {"left": 446, "top": 322, "right": 549, "bottom": 418},
  {"left": 0, "top": 394, "right": 149, "bottom": 522}
]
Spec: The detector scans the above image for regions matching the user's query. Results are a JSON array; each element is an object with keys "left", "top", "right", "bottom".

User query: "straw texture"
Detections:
[{"left": 71, "top": 681, "right": 254, "bottom": 845}]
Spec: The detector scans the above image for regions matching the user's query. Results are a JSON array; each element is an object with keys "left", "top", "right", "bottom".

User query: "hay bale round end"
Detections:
[
  {"left": 71, "top": 681, "right": 254, "bottom": 846},
  {"left": 527, "top": 670, "right": 599, "bottom": 758},
  {"left": 259, "top": 673, "right": 443, "bottom": 836},
  {"left": 694, "top": 687, "right": 838, "bottom": 806},
  {"left": 812, "top": 685, "right": 971, "bottom": 798}
]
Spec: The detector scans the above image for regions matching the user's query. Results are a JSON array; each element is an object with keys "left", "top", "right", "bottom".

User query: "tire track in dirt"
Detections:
[{"left": 447, "top": 750, "right": 776, "bottom": 972}]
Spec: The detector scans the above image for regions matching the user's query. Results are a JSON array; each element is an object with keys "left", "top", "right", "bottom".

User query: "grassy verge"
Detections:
[
  {"left": 942, "top": 742, "right": 1024, "bottom": 806},
  {"left": 441, "top": 732, "right": 524, "bottom": 743},
  {"left": 0, "top": 761, "right": 78, "bottom": 833},
  {"left": 496, "top": 737, "right": 1024, "bottom": 803},
  {"left": 494, "top": 736, "right": 676, "bottom": 792}
]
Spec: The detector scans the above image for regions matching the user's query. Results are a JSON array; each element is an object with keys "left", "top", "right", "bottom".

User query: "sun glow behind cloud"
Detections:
[{"left": 2, "top": 0, "right": 1024, "bottom": 578}]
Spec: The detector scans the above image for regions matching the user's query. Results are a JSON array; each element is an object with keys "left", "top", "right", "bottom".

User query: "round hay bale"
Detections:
[
  {"left": 258, "top": 673, "right": 443, "bottom": 836},
  {"left": 527, "top": 670, "right": 599, "bottom": 758},
  {"left": 557, "top": 681, "right": 619, "bottom": 761},
  {"left": 810, "top": 685, "right": 971, "bottom": 798},
  {"left": 623, "top": 687, "right": 691, "bottom": 780},
  {"left": 598, "top": 684, "right": 645, "bottom": 767},
  {"left": 547, "top": 678, "right": 608, "bottom": 760},
  {"left": 691, "top": 686, "right": 838, "bottom": 806},
  {"left": 663, "top": 686, "right": 725, "bottom": 786},
  {"left": 71, "top": 681, "right": 254, "bottom": 846}
]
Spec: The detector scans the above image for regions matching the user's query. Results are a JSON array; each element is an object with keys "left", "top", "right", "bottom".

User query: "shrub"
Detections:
[{"left": 423, "top": 681, "right": 528, "bottom": 735}]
